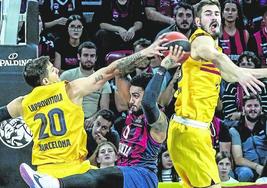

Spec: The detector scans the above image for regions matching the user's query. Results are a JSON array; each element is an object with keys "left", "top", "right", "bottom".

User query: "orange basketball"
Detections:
[{"left": 161, "top": 31, "right": 190, "bottom": 63}]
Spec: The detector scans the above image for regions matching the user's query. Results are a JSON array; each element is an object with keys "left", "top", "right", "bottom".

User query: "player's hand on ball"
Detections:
[{"left": 161, "top": 45, "right": 184, "bottom": 70}]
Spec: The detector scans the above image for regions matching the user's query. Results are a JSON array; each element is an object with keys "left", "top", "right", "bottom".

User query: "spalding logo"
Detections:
[
  {"left": 0, "top": 117, "right": 32, "bottom": 149},
  {"left": 8, "top": 53, "right": 19, "bottom": 60}
]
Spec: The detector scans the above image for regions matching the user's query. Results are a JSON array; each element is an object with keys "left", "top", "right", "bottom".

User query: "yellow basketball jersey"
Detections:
[
  {"left": 22, "top": 81, "right": 88, "bottom": 166},
  {"left": 174, "top": 28, "right": 222, "bottom": 123}
]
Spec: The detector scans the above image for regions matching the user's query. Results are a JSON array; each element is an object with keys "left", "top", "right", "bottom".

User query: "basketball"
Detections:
[{"left": 161, "top": 31, "right": 190, "bottom": 63}]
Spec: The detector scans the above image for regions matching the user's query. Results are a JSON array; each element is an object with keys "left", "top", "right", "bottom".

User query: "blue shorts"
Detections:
[{"left": 118, "top": 166, "right": 158, "bottom": 188}]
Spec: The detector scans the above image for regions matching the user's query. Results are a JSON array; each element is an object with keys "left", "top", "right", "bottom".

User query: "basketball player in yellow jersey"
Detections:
[
  {"left": 0, "top": 38, "right": 167, "bottom": 178},
  {"left": 167, "top": 0, "right": 267, "bottom": 187}
]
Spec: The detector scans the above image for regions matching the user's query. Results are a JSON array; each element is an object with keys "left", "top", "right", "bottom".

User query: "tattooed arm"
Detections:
[
  {"left": 69, "top": 37, "right": 167, "bottom": 99},
  {"left": 114, "top": 35, "right": 167, "bottom": 77}
]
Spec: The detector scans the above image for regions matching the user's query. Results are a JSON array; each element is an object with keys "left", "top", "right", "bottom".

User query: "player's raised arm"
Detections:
[
  {"left": 143, "top": 45, "right": 183, "bottom": 143},
  {"left": 192, "top": 34, "right": 265, "bottom": 96},
  {"left": 70, "top": 37, "right": 167, "bottom": 97}
]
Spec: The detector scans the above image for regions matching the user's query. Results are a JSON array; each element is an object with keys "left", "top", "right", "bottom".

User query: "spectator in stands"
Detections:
[
  {"left": 54, "top": 14, "right": 87, "bottom": 73},
  {"left": 230, "top": 94, "right": 267, "bottom": 182},
  {"left": 157, "top": 2, "right": 195, "bottom": 38},
  {"left": 216, "top": 151, "right": 239, "bottom": 183},
  {"left": 39, "top": 0, "right": 82, "bottom": 39},
  {"left": 85, "top": 109, "right": 120, "bottom": 159},
  {"left": 241, "top": 0, "right": 267, "bottom": 34},
  {"left": 144, "top": 0, "right": 179, "bottom": 40},
  {"left": 157, "top": 143, "right": 180, "bottom": 182},
  {"left": 210, "top": 116, "right": 232, "bottom": 153},
  {"left": 39, "top": 15, "right": 55, "bottom": 63},
  {"left": 219, "top": 0, "right": 249, "bottom": 64},
  {"left": 247, "top": 9, "right": 267, "bottom": 67},
  {"left": 93, "top": 0, "right": 144, "bottom": 70},
  {"left": 60, "top": 41, "right": 112, "bottom": 118},
  {"left": 221, "top": 51, "right": 267, "bottom": 119},
  {"left": 91, "top": 141, "right": 118, "bottom": 168},
  {"left": 237, "top": 51, "right": 261, "bottom": 68}
]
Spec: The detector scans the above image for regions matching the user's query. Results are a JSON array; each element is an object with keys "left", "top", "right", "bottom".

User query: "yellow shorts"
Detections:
[
  {"left": 167, "top": 119, "right": 220, "bottom": 187},
  {"left": 37, "top": 160, "right": 97, "bottom": 178}
]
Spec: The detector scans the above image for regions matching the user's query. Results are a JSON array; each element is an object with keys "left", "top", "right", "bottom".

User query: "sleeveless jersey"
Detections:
[
  {"left": 174, "top": 28, "right": 222, "bottom": 123},
  {"left": 220, "top": 29, "right": 248, "bottom": 63},
  {"left": 253, "top": 28, "right": 267, "bottom": 65},
  {"left": 22, "top": 81, "right": 87, "bottom": 165},
  {"left": 118, "top": 112, "right": 161, "bottom": 173}
]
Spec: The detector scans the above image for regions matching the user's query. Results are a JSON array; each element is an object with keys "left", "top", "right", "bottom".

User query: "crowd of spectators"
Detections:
[{"left": 2, "top": 0, "right": 267, "bottom": 185}]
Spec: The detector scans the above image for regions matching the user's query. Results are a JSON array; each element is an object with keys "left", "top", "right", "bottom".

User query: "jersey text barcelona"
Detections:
[{"left": 22, "top": 81, "right": 87, "bottom": 165}]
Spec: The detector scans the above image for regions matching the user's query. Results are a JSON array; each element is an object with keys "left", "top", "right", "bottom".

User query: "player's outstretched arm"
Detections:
[
  {"left": 0, "top": 96, "right": 23, "bottom": 122},
  {"left": 71, "top": 37, "right": 168, "bottom": 97},
  {"left": 192, "top": 35, "right": 265, "bottom": 96},
  {"left": 144, "top": 45, "right": 183, "bottom": 143}
]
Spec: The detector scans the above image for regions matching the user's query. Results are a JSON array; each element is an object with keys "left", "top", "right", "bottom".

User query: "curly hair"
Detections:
[
  {"left": 130, "top": 72, "right": 153, "bottom": 90},
  {"left": 237, "top": 51, "right": 261, "bottom": 68}
]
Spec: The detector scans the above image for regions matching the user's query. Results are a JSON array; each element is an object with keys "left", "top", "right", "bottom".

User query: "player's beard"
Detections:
[
  {"left": 200, "top": 22, "right": 222, "bottom": 39},
  {"left": 129, "top": 104, "right": 142, "bottom": 115}
]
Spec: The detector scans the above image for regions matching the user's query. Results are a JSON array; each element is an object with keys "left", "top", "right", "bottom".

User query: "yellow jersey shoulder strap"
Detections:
[{"left": 189, "top": 28, "right": 212, "bottom": 43}]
